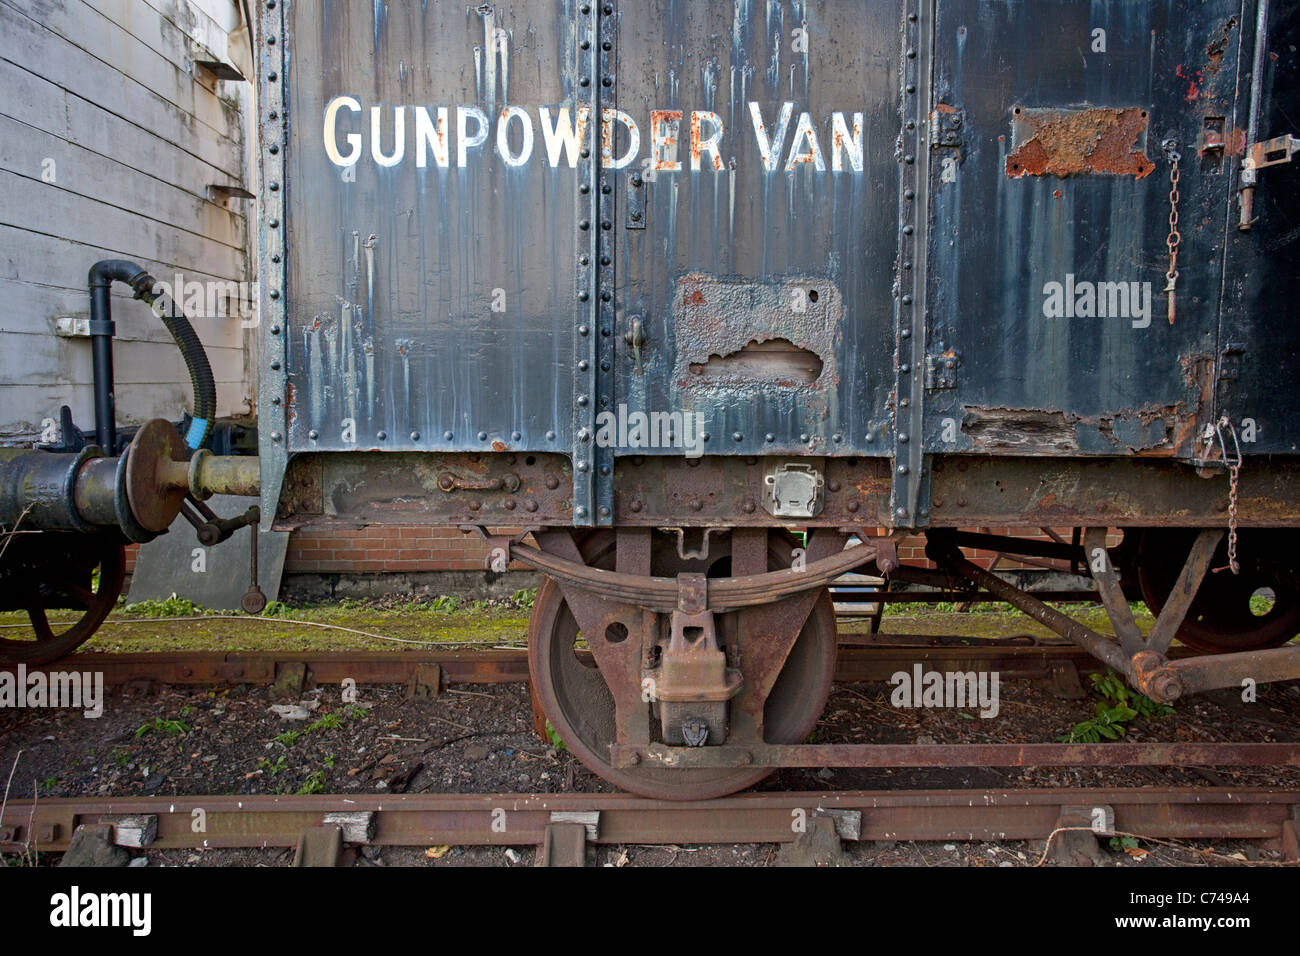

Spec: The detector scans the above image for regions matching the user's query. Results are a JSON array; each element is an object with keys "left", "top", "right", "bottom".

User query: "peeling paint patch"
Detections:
[
  {"left": 962, "top": 407, "right": 1079, "bottom": 451},
  {"left": 1005, "top": 107, "right": 1154, "bottom": 179},
  {"left": 688, "top": 337, "right": 824, "bottom": 384}
]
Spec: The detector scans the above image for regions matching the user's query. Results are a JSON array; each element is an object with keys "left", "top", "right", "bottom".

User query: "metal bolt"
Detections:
[
  {"left": 377, "top": 431, "right": 387, "bottom": 440},
  {"left": 444, "top": 431, "right": 454, "bottom": 440},
  {"left": 308, "top": 430, "right": 319, "bottom": 440},
  {"left": 411, "top": 432, "right": 420, "bottom": 441}
]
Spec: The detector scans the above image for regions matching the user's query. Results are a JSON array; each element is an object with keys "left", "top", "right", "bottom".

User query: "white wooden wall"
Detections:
[{"left": 0, "top": 0, "right": 255, "bottom": 445}]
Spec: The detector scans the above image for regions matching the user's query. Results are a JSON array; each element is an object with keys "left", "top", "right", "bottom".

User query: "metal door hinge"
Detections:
[
  {"left": 930, "top": 107, "right": 964, "bottom": 148},
  {"left": 924, "top": 349, "right": 959, "bottom": 389}
]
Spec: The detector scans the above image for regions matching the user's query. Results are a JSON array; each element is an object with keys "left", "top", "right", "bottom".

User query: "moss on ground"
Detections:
[{"left": 0, "top": 595, "right": 1158, "bottom": 654}]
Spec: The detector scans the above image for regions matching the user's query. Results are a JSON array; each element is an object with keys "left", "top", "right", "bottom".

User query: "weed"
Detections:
[
  {"left": 122, "top": 594, "right": 206, "bottom": 618},
  {"left": 511, "top": 587, "right": 538, "bottom": 609},
  {"left": 273, "top": 730, "right": 300, "bottom": 748},
  {"left": 306, "top": 713, "right": 342, "bottom": 734},
  {"left": 262, "top": 601, "right": 292, "bottom": 617},
  {"left": 430, "top": 595, "right": 460, "bottom": 612},
  {"left": 1057, "top": 671, "right": 1174, "bottom": 743},
  {"left": 257, "top": 755, "right": 288, "bottom": 777},
  {"left": 134, "top": 717, "right": 188, "bottom": 738},
  {"left": 296, "top": 770, "right": 326, "bottom": 795},
  {"left": 544, "top": 719, "right": 567, "bottom": 752},
  {"left": 344, "top": 705, "right": 369, "bottom": 720}
]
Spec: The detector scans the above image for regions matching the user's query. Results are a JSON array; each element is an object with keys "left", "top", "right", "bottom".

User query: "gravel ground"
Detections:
[{"left": 2, "top": 649, "right": 1296, "bottom": 867}]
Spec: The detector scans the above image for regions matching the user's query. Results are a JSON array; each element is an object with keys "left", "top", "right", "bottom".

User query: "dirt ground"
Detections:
[{"left": 1, "top": 602, "right": 1297, "bottom": 867}]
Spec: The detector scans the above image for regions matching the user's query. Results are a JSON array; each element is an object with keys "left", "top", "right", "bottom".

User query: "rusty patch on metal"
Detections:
[
  {"left": 962, "top": 407, "right": 1080, "bottom": 451},
  {"left": 673, "top": 274, "right": 839, "bottom": 392},
  {"left": 1005, "top": 107, "right": 1154, "bottom": 180}
]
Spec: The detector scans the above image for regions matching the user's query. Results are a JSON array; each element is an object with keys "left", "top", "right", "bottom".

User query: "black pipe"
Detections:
[{"left": 87, "top": 259, "right": 218, "bottom": 453}]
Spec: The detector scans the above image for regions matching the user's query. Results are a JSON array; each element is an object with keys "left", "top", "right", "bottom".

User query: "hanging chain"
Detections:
[
  {"left": 1208, "top": 416, "right": 1242, "bottom": 575},
  {"left": 1162, "top": 139, "right": 1182, "bottom": 325}
]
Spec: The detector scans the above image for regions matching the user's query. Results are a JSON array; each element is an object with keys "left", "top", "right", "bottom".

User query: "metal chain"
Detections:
[
  {"left": 1208, "top": 415, "right": 1242, "bottom": 576},
  {"left": 1162, "top": 140, "right": 1182, "bottom": 325},
  {"left": 1226, "top": 460, "right": 1240, "bottom": 574}
]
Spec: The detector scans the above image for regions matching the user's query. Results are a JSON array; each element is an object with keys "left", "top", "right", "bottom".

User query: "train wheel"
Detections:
[
  {"left": 529, "top": 529, "right": 837, "bottom": 800},
  {"left": 0, "top": 532, "right": 126, "bottom": 665},
  {"left": 1136, "top": 528, "right": 1300, "bottom": 653}
]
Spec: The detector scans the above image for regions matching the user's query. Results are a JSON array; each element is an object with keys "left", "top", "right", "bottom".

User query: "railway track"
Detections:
[
  {"left": 3, "top": 634, "right": 1184, "bottom": 689},
  {"left": 1, "top": 788, "right": 1296, "bottom": 866}
]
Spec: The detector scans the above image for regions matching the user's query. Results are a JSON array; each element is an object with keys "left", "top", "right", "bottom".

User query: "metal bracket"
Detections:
[
  {"left": 924, "top": 349, "right": 959, "bottom": 389},
  {"left": 930, "top": 107, "right": 964, "bottom": 148},
  {"left": 625, "top": 168, "right": 646, "bottom": 229},
  {"left": 1192, "top": 416, "right": 1243, "bottom": 470}
]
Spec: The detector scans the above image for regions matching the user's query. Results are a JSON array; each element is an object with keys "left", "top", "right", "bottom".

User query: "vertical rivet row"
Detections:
[
  {"left": 572, "top": 1, "right": 601, "bottom": 525},
  {"left": 258, "top": 0, "right": 289, "bottom": 526},
  {"left": 892, "top": 1, "right": 931, "bottom": 528},
  {"left": 592, "top": 3, "right": 617, "bottom": 524}
]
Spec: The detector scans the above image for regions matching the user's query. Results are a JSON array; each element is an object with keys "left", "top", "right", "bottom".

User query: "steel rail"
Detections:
[{"left": 2, "top": 788, "right": 1296, "bottom": 852}]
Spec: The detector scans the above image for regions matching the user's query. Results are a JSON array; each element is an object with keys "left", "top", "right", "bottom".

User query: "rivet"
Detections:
[
  {"left": 601, "top": 220, "right": 611, "bottom": 230},
  {"left": 270, "top": 360, "right": 281, "bottom": 370},
  {"left": 901, "top": 399, "right": 910, "bottom": 408},
  {"left": 600, "top": 361, "right": 610, "bottom": 371},
  {"left": 524, "top": 500, "right": 538, "bottom": 512},
  {"left": 478, "top": 431, "right": 488, "bottom": 441},
  {"left": 411, "top": 432, "right": 420, "bottom": 441},
  {"left": 577, "top": 461, "right": 589, "bottom": 473},
  {"left": 580, "top": 255, "right": 590, "bottom": 265},
  {"left": 732, "top": 432, "right": 743, "bottom": 442},
  {"left": 581, "top": 3, "right": 591, "bottom": 12},
  {"left": 581, "top": 40, "right": 591, "bottom": 50},
  {"left": 268, "top": 111, "right": 278, "bottom": 120},
  {"left": 603, "top": 3, "right": 612, "bottom": 13},
  {"left": 268, "top": 35, "right": 277, "bottom": 44},
  {"left": 902, "top": 294, "right": 912, "bottom": 304},
  {"left": 907, "top": 48, "right": 916, "bottom": 58},
  {"left": 270, "top": 289, "right": 281, "bottom": 299},
  {"left": 271, "top": 254, "right": 282, "bottom": 264},
  {"left": 267, "top": 72, "right": 277, "bottom": 82},
  {"left": 271, "top": 431, "right": 282, "bottom": 442},
  {"left": 903, "top": 261, "right": 912, "bottom": 269},
  {"left": 906, "top": 84, "right": 915, "bottom": 94},
  {"left": 579, "top": 428, "right": 591, "bottom": 441},
  {"left": 268, "top": 144, "right": 279, "bottom": 154},
  {"left": 908, "top": 12, "right": 917, "bottom": 20},
  {"left": 578, "top": 395, "right": 589, "bottom": 407},
  {"left": 599, "top": 465, "right": 611, "bottom": 476},
  {"left": 904, "top": 155, "right": 914, "bottom": 165},
  {"left": 504, "top": 499, "right": 517, "bottom": 511},
  {"left": 898, "top": 465, "right": 909, "bottom": 475},
  {"left": 576, "top": 505, "right": 588, "bottom": 517},
  {"left": 512, "top": 432, "right": 522, "bottom": 441},
  {"left": 600, "top": 255, "right": 611, "bottom": 265},
  {"left": 270, "top": 324, "right": 280, "bottom": 335},
  {"left": 765, "top": 433, "right": 775, "bottom": 443},
  {"left": 271, "top": 396, "right": 281, "bottom": 406},
  {"left": 468, "top": 499, "right": 481, "bottom": 511},
  {"left": 579, "top": 291, "right": 590, "bottom": 302},
  {"left": 546, "top": 475, "right": 560, "bottom": 490},
  {"left": 601, "top": 327, "right": 611, "bottom": 336},
  {"left": 308, "top": 430, "right": 319, "bottom": 440},
  {"left": 546, "top": 430, "right": 557, "bottom": 440},
  {"left": 580, "top": 183, "right": 590, "bottom": 194},
  {"left": 444, "top": 430, "right": 454, "bottom": 440},
  {"left": 863, "top": 433, "right": 873, "bottom": 442},
  {"left": 599, "top": 505, "right": 611, "bottom": 517},
  {"left": 600, "top": 291, "right": 611, "bottom": 301},
  {"left": 847, "top": 501, "right": 860, "bottom": 513},
  {"left": 603, "top": 41, "right": 612, "bottom": 51},
  {"left": 579, "top": 360, "right": 590, "bottom": 371},
  {"left": 800, "top": 433, "right": 809, "bottom": 443},
  {"left": 896, "top": 507, "right": 908, "bottom": 519},
  {"left": 377, "top": 431, "right": 387, "bottom": 440},
  {"left": 601, "top": 183, "right": 611, "bottom": 194},
  {"left": 269, "top": 182, "right": 280, "bottom": 191},
  {"left": 906, "top": 121, "right": 915, "bottom": 131},
  {"left": 904, "top": 189, "right": 915, "bottom": 200},
  {"left": 901, "top": 364, "right": 911, "bottom": 373},
  {"left": 581, "top": 147, "right": 591, "bottom": 159},
  {"left": 701, "top": 432, "right": 710, "bottom": 442},
  {"left": 899, "top": 434, "right": 909, "bottom": 443},
  {"left": 903, "top": 225, "right": 914, "bottom": 235},
  {"left": 580, "top": 77, "right": 590, "bottom": 87},
  {"left": 579, "top": 219, "right": 590, "bottom": 230},
  {"left": 832, "top": 434, "right": 842, "bottom": 443},
  {"left": 579, "top": 325, "right": 589, "bottom": 336},
  {"left": 602, "top": 77, "right": 612, "bottom": 87}
]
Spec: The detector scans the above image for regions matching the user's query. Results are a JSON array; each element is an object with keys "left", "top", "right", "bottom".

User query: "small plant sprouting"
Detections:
[
  {"left": 1109, "top": 835, "right": 1140, "bottom": 852},
  {"left": 344, "top": 705, "right": 369, "bottom": 720},
  {"left": 306, "top": 713, "right": 343, "bottom": 734},
  {"left": 274, "top": 730, "right": 301, "bottom": 747},
  {"left": 257, "top": 755, "right": 288, "bottom": 777},
  {"left": 297, "top": 770, "right": 326, "bottom": 795},
  {"left": 134, "top": 717, "right": 188, "bottom": 738},
  {"left": 544, "top": 719, "right": 567, "bottom": 752},
  {"left": 1057, "top": 671, "right": 1174, "bottom": 743}
]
